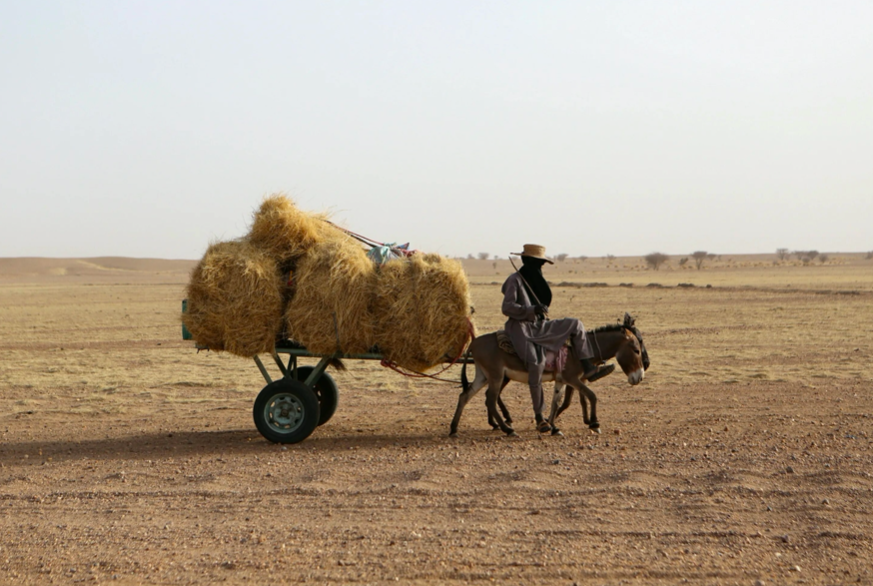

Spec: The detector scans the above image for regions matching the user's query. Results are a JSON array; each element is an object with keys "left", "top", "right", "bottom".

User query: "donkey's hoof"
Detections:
[
  {"left": 506, "top": 430, "right": 518, "bottom": 438},
  {"left": 490, "top": 425, "right": 500, "bottom": 431},
  {"left": 589, "top": 427, "right": 601, "bottom": 435},
  {"left": 589, "top": 421, "right": 600, "bottom": 430},
  {"left": 505, "top": 418, "right": 513, "bottom": 425},
  {"left": 551, "top": 428, "right": 564, "bottom": 437}
]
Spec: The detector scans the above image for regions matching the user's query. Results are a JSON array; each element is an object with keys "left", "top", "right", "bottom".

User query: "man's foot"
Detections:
[
  {"left": 534, "top": 414, "right": 551, "bottom": 433},
  {"left": 587, "top": 363, "right": 615, "bottom": 382},
  {"left": 580, "top": 359, "right": 616, "bottom": 383}
]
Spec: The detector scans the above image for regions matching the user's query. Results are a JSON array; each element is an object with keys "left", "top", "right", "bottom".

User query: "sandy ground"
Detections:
[{"left": 1, "top": 254, "right": 872, "bottom": 585}]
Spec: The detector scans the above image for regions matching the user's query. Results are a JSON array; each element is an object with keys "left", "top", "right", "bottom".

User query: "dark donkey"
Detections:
[{"left": 450, "top": 313, "right": 649, "bottom": 437}]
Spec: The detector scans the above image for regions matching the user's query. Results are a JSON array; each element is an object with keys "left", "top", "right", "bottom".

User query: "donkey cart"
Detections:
[
  {"left": 185, "top": 313, "right": 648, "bottom": 444},
  {"left": 255, "top": 342, "right": 476, "bottom": 444},
  {"left": 182, "top": 301, "right": 473, "bottom": 445},
  {"left": 186, "top": 333, "right": 471, "bottom": 445},
  {"left": 250, "top": 342, "right": 380, "bottom": 445}
]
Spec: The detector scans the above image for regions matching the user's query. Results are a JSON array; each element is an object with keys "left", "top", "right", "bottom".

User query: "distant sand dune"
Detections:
[
  {"left": 3, "top": 253, "right": 872, "bottom": 288},
  {"left": 0, "top": 257, "right": 197, "bottom": 283}
]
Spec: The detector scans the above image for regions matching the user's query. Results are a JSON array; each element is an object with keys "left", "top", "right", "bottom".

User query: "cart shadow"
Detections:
[{"left": 3, "top": 429, "right": 470, "bottom": 465}]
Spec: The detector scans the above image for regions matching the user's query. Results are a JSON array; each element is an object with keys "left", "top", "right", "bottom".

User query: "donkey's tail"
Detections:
[{"left": 460, "top": 316, "right": 475, "bottom": 393}]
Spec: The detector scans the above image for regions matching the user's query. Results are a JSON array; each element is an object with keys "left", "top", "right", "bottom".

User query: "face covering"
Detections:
[{"left": 519, "top": 256, "right": 552, "bottom": 307}]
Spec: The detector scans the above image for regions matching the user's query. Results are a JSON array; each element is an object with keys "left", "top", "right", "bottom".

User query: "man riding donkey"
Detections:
[{"left": 502, "top": 244, "right": 615, "bottom": 433}]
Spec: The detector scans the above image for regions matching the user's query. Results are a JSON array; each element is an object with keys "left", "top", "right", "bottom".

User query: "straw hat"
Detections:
[{"left": 512, "top": 244, "right": 554, "bottom": 264}]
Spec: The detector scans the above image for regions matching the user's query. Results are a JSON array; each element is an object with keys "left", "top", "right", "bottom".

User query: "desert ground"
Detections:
[{"left": 1, "top": 253, "right": 872, "bottom": 585}]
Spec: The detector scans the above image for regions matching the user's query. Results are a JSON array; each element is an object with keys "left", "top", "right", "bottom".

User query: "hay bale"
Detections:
[
  {"left": 372, "top": 253, "right": 474, "bottom": 372},
  {"left": 183, "top": 240, "right": 285, "bottom": 357},
  {"left": 247, "top": 194, "right": 343, "bottom": 264},
  {"left": 284, "top": 238, "right": 377, "bottom": 355},
  {"left": 185, "top": 194, "right": 473, "bottom": 367}
]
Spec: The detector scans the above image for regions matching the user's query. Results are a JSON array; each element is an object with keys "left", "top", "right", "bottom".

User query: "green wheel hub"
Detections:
[
  {"left": 264, "top": 392, "right": 306, "bottom": 434},
  {"left": 253, "top": 379, "right": 320, "bottom": 444}
]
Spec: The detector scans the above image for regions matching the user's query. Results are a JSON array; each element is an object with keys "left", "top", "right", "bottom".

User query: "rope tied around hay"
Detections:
[
  {"left": 379, "top": 318, "right": 476, "bottom": 382},
  {"left": 324, "top": 220, "right": 415, "bottom": 259}
]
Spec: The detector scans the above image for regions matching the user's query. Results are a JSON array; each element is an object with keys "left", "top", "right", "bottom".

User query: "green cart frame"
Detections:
[
  {"left": 249, "top": 342, "right": 385, "bottom": 444},
  {"left": 183, "top": 300, "right": 471, "bottom": 444}
]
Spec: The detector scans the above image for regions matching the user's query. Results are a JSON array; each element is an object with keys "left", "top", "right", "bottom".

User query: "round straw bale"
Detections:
[
  {"left": 247, "top": 194, "right": 346, "bottom": 264},
  {"left": 284, "top": 238, "right": 377, "bottom": 355},
  {"left": 372, "top": 253, "right": 474, "bottom": 372},
  {"left": 183, "top": 240, "right": 286, "bottom": 357}
]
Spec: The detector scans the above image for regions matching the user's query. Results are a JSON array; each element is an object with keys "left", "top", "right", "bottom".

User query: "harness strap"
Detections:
[
  {"left": 592, "top": 331, "right": 604, "bottom": 363},
  {"left": 589, "top": 325, "right": 639, "bottom": 364},
  {"left": 324, "top": 221, "right": 415, "bottom": 257}
]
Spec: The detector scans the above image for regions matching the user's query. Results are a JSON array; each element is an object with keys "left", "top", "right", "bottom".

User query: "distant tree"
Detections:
[
  {"left": 467, "top": 253, "right": 474, "bottom": 260},
  {"left": 605, "top": 254, "right": 615, "bottom": 261},
  {"left": 678, "top": 257, "right": 689, "bottom": 267},
  {"left": 577, "top": 255, "right": 588, "bottom": 262},
  {"left": 867, "top": 251, "right": 873, "bottom": 260},
  {"left": 555, "top": 253, "right": 569, "bottom": 262},
  {"left": 818, "top": 254, "right": 829, "bottom": 264},
  {"left": 691, "top": 250, "right": 709, "bottom": 270},
  {"left": 644, "top": 252, "right": 669, "bottom": 271},
  {"left": 776, "top": 248, "right": 789, "bottom": 261},
  {"left": 796, "top": 250, "right": 819, "bottom": 264},
  {"left": 477, "top": 252, "right": 489, "bottom": 260}
]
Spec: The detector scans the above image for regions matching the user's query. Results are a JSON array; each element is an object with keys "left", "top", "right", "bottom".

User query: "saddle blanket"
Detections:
[{"left": 495, "top": 330, "right": 568, "bottom": 373}]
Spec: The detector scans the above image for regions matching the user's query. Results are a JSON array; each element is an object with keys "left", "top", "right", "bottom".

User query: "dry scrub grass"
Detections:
[
  {"left": 284, "top": 238, "right": 377, "bottom": 355},
  {"left": 246, "top": 193, "right": 335, "bottom": 264},
  {"left": 182, "top": 240, "right": 284, "bottom": 357},
  {"left": 373, "top": 253, "right": 474, "bottom": 371},
  {"left": 182, "top": 195, "right": 473, "bottom": 369}
]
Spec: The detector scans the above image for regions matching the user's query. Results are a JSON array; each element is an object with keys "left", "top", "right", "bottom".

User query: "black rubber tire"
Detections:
[
  {"left": 294, "top": 366, "right": 339, "bottom": 426},
  {"left": 253, "top": 379, "right": 320, "bottom": 444}
]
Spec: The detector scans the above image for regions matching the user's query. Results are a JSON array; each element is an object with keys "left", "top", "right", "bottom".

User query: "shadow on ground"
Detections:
[{"left": 1, "top": 429, "right": 454, "bottom": 464}]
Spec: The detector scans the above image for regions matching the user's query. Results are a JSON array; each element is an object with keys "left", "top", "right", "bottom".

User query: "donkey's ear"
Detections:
[{"left": 623, "top": 312, "right": 634, "bottom": 327}]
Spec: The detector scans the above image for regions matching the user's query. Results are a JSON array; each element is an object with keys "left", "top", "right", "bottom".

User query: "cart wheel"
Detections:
[
  {"left": 253, "top": 379, "right": 320, "bottom": 444},
  {"left": 295, "top": 366, "right": 339, "bottom": 426}
]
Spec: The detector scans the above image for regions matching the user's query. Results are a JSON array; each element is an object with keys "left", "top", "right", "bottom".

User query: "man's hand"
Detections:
[{"left": 535, "top": 304, "right": 549, "bottom": 319}]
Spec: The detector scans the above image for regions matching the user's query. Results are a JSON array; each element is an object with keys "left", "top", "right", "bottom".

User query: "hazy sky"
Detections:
[{"left": 2, "top": 1, "right": 871, "bottom": 259}]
